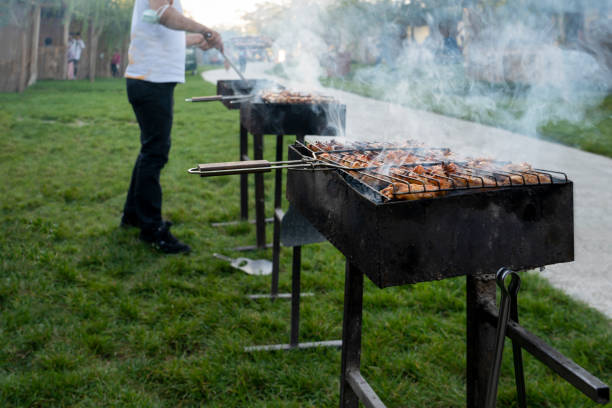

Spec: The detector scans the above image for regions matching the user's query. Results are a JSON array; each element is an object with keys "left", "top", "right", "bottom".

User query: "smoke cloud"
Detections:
[{"left": 262, "top": 0, "right": 611, "bottom": 148}]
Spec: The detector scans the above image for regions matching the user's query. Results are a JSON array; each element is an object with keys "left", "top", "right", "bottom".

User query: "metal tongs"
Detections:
[
  {"left": 187, "top": 158, "right": 368, "bottom": 177},
  {"left": 485, "top": 267, "right": 527, "bottom": 408},
  {"left": 185, "top": 94, "right": 255, "bottom": 103}
]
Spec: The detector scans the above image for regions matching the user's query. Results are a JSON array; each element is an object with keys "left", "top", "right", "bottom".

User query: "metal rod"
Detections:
[
  {"left": 270, "top": 135, "right": 284, "bottom": 300},
  {"left": 485, "top": 268, "right": 521, "bottom": 408},
  {"left": 185, "top": 94, "right": 253, "bottom": 103},
  {"left": 247, "top": 292, "right": 314, "bottom": 300},
  {"left": 271, "top": 210, "right": 282, "bottom": 299},
  {"left": 340, "top": 261, "right": 364, "bottom": 408},
  {"left": 481, "top": 302, "right": 610, "bottom": 404},
  {"left": 221, "top": 50, "right": 247, "bottom": 81},
  {"left": 212, "top": 253, "right": 233, "bottom": 262},
  {"left": 467, "top": 274, "right": 498, "bottom": 408},
  {"left": 510, "top": 280, "right": 527, "bottom": 408},
  {"left": 240, "top": 124, "right": 249, "bottom": 220},
  {"left": 290, "top": 246, "right": 302, "bottom": 347},
  {"left": 244, "top": 340, "right": 342, "bottom": 352},
  {"left": 346, "top": 370, "right": 387, "bottom": 408},
  {"left": 253, "top": 133, "right": 266, "bottom": 249},
  {"left": 202, "top": 31, "right": 248, "bottom": 82}
]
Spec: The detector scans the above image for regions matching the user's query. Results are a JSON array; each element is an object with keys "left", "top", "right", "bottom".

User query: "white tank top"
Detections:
[{"left": 125, "top": 0, "right": 186, "bottom": 83}]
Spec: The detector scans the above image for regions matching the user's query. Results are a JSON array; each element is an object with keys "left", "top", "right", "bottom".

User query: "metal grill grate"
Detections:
[{"left": 303, "top": 140, "right": 569, "bottom": 201}]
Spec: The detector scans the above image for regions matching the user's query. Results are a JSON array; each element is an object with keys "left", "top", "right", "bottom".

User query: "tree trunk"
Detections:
[
  {"left": 28, "top": 4, "right": 41, "bottom": 87},
  {"left": 87, "top": 19, "right": 105, "bottom": 82},
  {"left": 88, "top": 19, "right": 96, "bottom": 82},
  {"left": 61, "top": 15, "right": 70, "bottom": 79},
  {"left": 18, "top": 24, "right": 28, "bottom": 92}
]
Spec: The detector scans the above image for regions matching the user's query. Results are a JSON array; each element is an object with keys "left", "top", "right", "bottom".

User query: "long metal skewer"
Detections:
[
  {"left": 204, "top": 31, "right": 247, "bottom": 81},
  {"left": 185, "top": 94, "right": 254, "bottom": 103},
  {"left": 221, "top": 50, "right": 247, "bottom": 81}
]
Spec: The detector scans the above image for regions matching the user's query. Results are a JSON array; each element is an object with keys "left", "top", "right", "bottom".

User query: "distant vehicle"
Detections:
[{"left": 185, "top": 47, "right": 197, "bottom": 75}]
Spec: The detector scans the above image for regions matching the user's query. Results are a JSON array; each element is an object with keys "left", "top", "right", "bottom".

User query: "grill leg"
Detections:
[
  {"left": 239, "top": 124, "right": 249, "bottom": 220},
  {"left": 340, "top": 261, "right": 364, "bottom": 408},
  {"left": 253, "top": 132, "right": 266, "bottom": 249},
  {"left": 290, "top": 246, "right": 301, "bottom": 347},
  {"left": 466, "top": 274, "right": 497, "bottom": 408},
  {"left": 274, "top": 134, "right": 284, "bottom": 208},
  {"left": 244, "top": 246, "right": 340, "bottom": 352},
  {"left": 271, "top": 134, "right": 284, "bottom": 298}
]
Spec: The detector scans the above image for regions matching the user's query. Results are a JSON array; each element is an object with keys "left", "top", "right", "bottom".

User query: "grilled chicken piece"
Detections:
[
  {"left": 309, "top": 141, "right": 554, "bottom": 201},
  {"left": 261, "top": 90, "right": 336, "bottom": 104},
  {"left": 380, "top": 182, "right": 437, "bottom": 201}
]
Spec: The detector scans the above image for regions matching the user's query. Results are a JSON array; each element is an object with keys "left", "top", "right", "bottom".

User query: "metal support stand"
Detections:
[
  {"left": 240, "top": 124, "right": 249, "bottom": 220},
  {"left": 211, "top": 124, "right": 274, "bottom": 231},
  {"left": 270, "top": 134, "right": 284, "bottom": 297},
  {"left": 229, "top": 131, "right": 273, "bottom": 251},
  {"left": 466, "top": 274, "right": 497, "bottom": 408},
  {"left": 333, "top": 268, "right": 609, "bottom": 408},
  {"left": 244, "top": 246, "right": 342, "bottom": 352},
  {"left": 253, "top": 132, "right": 266, "bottom": 250},
  {"left": 339, "top": 262, "right": 386, "bottom": 408},
  {"left": 245, "top": 134, "right": 339, "bottom": 351}
]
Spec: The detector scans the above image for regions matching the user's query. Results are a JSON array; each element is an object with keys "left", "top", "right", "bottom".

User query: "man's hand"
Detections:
[
  {"left": 199, "top": 30, "right": 224, "bottom": 53},
  {"left": 148, "top": 0, "right": 223, "bottom": 51}
]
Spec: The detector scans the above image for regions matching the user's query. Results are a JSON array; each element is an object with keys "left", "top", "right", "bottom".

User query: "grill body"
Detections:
[
  {"left": 287, "top": 145, "right": 574, "bottom": 288},
  {"left": 216, "top": 79, "right": 279, "bottom": 110},
  {"left": 240, "top": 102, "right": 346, "bottom": 135}
]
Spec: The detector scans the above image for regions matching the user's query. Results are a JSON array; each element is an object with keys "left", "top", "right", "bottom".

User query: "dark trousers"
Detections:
[{"left": 123, "top": 78, "right": 176, "bottom": 233}]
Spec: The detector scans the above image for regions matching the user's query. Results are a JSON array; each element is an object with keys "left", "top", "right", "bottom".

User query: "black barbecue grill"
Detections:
[
  {"left": 287, "top": 141, "right": 574, "bottom": 287},
  {"left": 280, "top": 139, "right": 607, "bottom": 408},
  {"left": 234, "top": 97, "right": 346, "bottom": 251},
  {"left": 216, "top": 79, "right": 279, "bottom": 110},
  {"left": 190, "top": 136, "right": 608, "bottom": 406}
]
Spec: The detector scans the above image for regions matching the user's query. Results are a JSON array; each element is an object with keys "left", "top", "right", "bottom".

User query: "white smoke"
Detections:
[{"left": 262, "top": 0, "right": 611, "bottom": 145}]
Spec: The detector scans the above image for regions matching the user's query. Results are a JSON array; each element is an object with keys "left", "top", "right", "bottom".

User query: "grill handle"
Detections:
[
  {"left": 186, "top": 94, "right": 255, "bottom": 103},
  {"left": 188, "top": 159, "right": 398, "bottom": 177},
  {"left": 186, "top": 95, "right": 223, "bottom": 102},
  {"left": 189, "top": 160, "right": 272, "bottom": 177}
]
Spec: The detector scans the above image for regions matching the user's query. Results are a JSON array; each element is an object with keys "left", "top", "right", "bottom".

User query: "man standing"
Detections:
[{"left": 121, "top": 0, "right": 223, "bottom": 254}]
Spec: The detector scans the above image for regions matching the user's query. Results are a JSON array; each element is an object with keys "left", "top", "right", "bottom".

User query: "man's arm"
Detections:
[{"left": 149, "top": 0, "right": 223, "bottom": 51}]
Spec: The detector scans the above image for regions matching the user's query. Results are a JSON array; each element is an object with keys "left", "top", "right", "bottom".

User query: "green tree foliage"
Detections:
[
  {"left": 0, "top": 0, "right": 62, "bottom": 26},
  {"left": 67, "top": 0, "right": 134, "bottom": 44}
]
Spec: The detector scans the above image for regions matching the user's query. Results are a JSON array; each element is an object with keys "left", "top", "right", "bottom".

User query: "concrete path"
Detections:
[{"left": 203, "top": 63, "right": 612, "bottom": 319}]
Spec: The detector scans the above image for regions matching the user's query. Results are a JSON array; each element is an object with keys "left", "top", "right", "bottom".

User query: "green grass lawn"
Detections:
[
  {"left": 321, "top": 64, "right": 612, "bottom": 159},
  {"left": 0, "top": 75, "right": 610, "bottom": 407}
]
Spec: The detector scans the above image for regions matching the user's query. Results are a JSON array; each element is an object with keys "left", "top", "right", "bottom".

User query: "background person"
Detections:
[
  {"left": 66, "top": 37, "right": 75, "bottom": 80},
  {"left": 111, "top": 50, "right": 121, "bottom": 77},
  {"left": 121, "top": 0, "right": 223, "bottom": 254},
  {"left": 238, "top": 48, "right": 247, "bottom": 73},
  {"left": 68, "top": 32, "right": 86, "bottom": 79}
]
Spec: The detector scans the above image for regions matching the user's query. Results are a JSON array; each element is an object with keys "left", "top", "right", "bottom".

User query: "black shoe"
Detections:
[
  {"left": 120, "top": 213, "right": 139, "bottom": 229},
  {"left": 140, "top": 221, "right": 191, "bottom": 254}
]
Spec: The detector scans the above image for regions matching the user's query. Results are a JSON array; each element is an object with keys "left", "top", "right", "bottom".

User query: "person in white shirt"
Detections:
[
  {"left": 121, "top": 0, "right": 223, "bottom": 254},
  {"left": 67, "top": 32, "right": 85, "bottom": 79}
]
